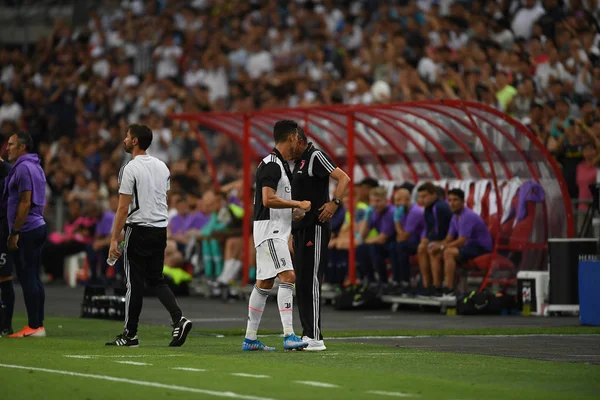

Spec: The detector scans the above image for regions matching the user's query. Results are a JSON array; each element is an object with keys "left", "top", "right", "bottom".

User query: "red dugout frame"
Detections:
[{"left": 170, "top": 100, "right": 574, "bottom": 286}]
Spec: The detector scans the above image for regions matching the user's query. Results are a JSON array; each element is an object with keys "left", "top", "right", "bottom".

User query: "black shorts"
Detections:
[
  {"left": 458, "top": 243, "right": 490, "bottom": 263},
  {"left": 0, "top": 221, "right": 13, "bottom": 276}
]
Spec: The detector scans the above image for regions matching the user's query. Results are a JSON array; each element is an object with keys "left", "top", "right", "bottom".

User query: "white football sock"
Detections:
[
  {"left": 278, "top": 282, "right": 295, "bottom": 337},
  {"left": 217, "top": 260, "right": 234, "bottom": 284},
  {"left": 245, "top": 285, "right": 269, "bottom": 340}
]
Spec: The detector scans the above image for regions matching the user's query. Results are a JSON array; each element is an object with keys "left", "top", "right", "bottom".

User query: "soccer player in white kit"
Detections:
[{"left": 242, "top": 120, "right": 311, "bottom": 351}]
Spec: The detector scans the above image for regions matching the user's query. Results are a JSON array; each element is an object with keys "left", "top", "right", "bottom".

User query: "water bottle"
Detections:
[{"left": 106, "top": 241, "right": 125, "bottom": 266}]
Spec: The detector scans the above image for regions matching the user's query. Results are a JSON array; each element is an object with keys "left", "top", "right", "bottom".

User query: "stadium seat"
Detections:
[{"left": 459, "top": 201, "right": 539, "bottom": 292}]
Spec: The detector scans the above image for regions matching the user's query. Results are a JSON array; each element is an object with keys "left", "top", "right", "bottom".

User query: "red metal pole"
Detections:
[
  {"left": 347, "top": 112, "right": 357, "bottom": 285},
  {"left": 191, "top": 125, "right": 220, "bottom": 191},
  {"left": 242, "top": 114, "right": 252, "bottom": 286}
]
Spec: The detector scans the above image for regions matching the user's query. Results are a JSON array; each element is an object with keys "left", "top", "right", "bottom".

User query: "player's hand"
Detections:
[
  {"left": 318, "top": 201, "right": 338, "bottom": 223},
  {"left": 428, "top": 242, "right": 441, "bottom": 255},
  {"left": 109, "top": 239, "right": 123, "bottom": 260},
  {"left": 298, "top": 200, "right": 311, "bottom": 212},
  {"left": 292, "top": 209, "right": 306, "bottom": 222},
  {"left": 7, "top": 234, "right": 19, "bottom": 251}
]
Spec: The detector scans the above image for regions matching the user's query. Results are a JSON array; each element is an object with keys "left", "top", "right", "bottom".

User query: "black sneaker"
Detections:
[
  {"left": 106, "top": 333, "right": 139, "bottom": 347},
  {"left": 169, "top": 317, "right": 192, "bottom": 347},
  {"left": 0, "top": 328, "right": 13, "bottom": 337},
  {"left": 433, "top": 287, "right": 444, "bottom": 298}
]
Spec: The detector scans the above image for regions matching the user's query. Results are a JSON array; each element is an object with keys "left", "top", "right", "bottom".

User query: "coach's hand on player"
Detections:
[{"left": 318, "top": 201, "right": 338, "bottom": 223}]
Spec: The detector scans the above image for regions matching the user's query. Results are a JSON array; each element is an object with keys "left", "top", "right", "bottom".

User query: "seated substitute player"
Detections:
[
  {"left": 416, "top": 182, "right": 453, "bottom": 297},
  {"left": 242, "top": 120, "right": 311, "bottom": 352},
  {"left": 434, "top": 188, "right": 493, "bottom": 298}
]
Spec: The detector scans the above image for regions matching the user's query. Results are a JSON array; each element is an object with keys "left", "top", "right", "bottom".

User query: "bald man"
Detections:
[{"left": 389, "top": 188, "right": 425, "bottom": 295}]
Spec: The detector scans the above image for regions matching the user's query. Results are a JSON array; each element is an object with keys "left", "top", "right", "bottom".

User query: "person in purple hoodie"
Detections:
[
  {"left": 3, "top": 131, "right": 47, "bottom": 338},
  {"left": 438, "top": 188, "right": 493, "bottom": 299}
]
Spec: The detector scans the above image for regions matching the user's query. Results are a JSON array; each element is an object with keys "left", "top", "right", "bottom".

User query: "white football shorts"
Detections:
[{"left": 255, "top": 238, "right": 294, "bottom": 281}]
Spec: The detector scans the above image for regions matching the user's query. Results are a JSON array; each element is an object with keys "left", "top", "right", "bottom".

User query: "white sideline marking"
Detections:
[
  {"left": 231, "top": 373, "right": 271, "bottom": 379},
  {"left": 367, "top": 390, "right": 415, "bottom": 397},
  {"left": 64, "top": 355, "right": 182, "bottom": 359},
  {"left": 191, "top": 318, "right": 245, "bottom": 322},
  {"left": 0, "top": 363, "right": 278, "bottom": 400},
  {"left": 328, "top": 334, "right": 600, "bottom": 340},
  {"left": 294, "top": 381, "right": 339, "bottom": 388},
  {"left": 115, "top": 361, "right": 152, "bottom": 366},
  {"left": 172, "top": 367, "right": 207, "bottom": 372}
]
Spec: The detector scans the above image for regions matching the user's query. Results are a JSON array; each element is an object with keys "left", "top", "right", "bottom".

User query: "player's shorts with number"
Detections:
[
  {"left": 255, "top": 238, "right": 293, "bottom": 281},
  {"left": 0, "top": 245, "right": 12, "bottom": 277}
]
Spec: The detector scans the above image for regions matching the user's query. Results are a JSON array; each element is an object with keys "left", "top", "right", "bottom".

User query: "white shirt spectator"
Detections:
[
  {"left": 417, "top": 57, "right": 438, "bottom": 84},
  {"left": 491, "top": 29, "right": 515, "bottom": 50},
  {"left": 184, "top": 67, "right": 206, "bottom": 88},
  {"left": 0, "top": 101, "right": 22, "bottom": 123},
  {"left": 341, "top": 24, "right": 363, "bottom": 51},
  {"left": 1, "top": 64, "right": 14, "bottom": 85},
  {"left": 201, "top": 67, "right": 229, "bottom": 103},
  {"left": 154, "top": 45, "right": 183, "bottom": 79},
  {"left": 535, "top": 62, "right": 573, "bottom": 90},
  {"left": 92, "top": 54, "right": 111, "bottom": 79},
  {"left": 574, "top": 69, "right": 592, "bottom": 96},
  {"left": 511, "top": 3, "right": 545, "bottom": 40},
  {"left": 149, "top": 97, "right": 177, "bottom": 116},
  {"left": 246, "top": 50, "right": 274, "bottom": 79}
]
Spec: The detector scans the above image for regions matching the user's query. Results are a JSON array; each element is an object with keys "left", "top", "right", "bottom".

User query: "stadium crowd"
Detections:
[{"left": 1, "top": 0, "right": 600, "bottom": 291}]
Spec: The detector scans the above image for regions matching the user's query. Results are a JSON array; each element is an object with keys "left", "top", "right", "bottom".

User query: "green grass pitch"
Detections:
[{"left": 1, "top": 315, "right": 599, "bottom": 400}]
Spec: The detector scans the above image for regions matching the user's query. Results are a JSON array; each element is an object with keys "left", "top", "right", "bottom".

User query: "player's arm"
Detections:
[
  {"left": 262, "top": 187, "right": 309, "bottom": 210},
  {"left": 111, "top": 194, "right": 132, "bottom": 243},
  {"left": 312, "top": 151, "right": 350, "bottom": 222},
  {"left": 109, "top": 165, "right": 134, "bottom": 258},
  {"left": 260, "top": 162, "right": 310, "bottom": 210}
]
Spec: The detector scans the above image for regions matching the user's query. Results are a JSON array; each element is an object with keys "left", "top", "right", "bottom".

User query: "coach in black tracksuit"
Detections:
[{"left": 291, "top": 128, "right": 350, "bottom": 350}]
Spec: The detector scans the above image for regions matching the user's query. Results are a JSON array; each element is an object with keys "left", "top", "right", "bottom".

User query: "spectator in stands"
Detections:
[
  {"left": 390, "top": 188, "right": 424, "bottom": 295},
  {"left": 0, "top": 92, "right": 22, "bottom": 124},
  {"left": 87, "top": 193, "right": 118, "bottom": 284},
  {"left": 168, "top": 193, "right": 193, "bottom": 253},
  {"left": 416, "top": 182, "right": 453, "bottom": 297},
  {"left": 576, "top": 143, "right": 600, "bottom": 211},
  {"left": 43, "top": 200, "right": 98, "bottom": 281},
  {"left": 356, "top": 187, "right": 395, "bottom": 286},
  {"left": 438, "top": 189, "right": 493, "bottom": 299}
]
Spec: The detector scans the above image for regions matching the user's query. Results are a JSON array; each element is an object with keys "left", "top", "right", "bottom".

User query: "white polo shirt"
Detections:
[{"left": 118, "top": 154, "right": 170, "bottom": 228}]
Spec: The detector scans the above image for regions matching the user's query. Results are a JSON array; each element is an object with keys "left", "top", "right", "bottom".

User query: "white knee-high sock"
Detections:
[
  {"left": 245, "top": 285, "right": 269, "bottom": 340},
  {"left": 278, "top": 282, "right": 295, "bottom": 337}
]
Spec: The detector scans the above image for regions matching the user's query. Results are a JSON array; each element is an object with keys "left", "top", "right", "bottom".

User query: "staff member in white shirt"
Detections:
[{"left": 106, "top": 124, "right": 191, "bottom": 347}]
